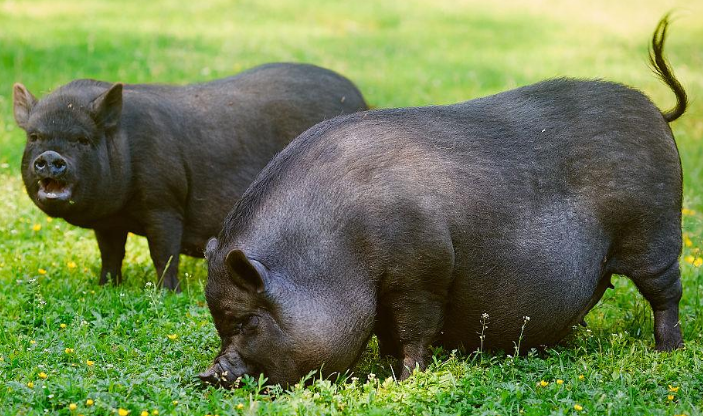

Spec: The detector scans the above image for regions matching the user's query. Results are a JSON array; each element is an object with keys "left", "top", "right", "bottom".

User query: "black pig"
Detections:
[
  {"left": 13, "top": 63, "right": 367, "bottom": 291},
  {"left": 201, "top": 17, "right": 686, "bottom": 386}
]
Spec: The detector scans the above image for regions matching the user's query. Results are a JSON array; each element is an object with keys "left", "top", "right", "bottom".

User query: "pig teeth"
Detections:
[{"left": 46, "top": 192, "right": 57, "bottom": 199}]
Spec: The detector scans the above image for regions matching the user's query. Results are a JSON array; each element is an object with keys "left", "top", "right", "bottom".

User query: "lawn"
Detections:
[{"left": 1, "top": 0, "right": 702, "bottom": 415}]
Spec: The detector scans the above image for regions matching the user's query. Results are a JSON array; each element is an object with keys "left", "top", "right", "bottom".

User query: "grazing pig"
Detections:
[
  {"left": 13, "top": 63, "right": 367, "bottom": 291},
  {"left": 201, "top": 16, "right": 686, "bottom": 387}
]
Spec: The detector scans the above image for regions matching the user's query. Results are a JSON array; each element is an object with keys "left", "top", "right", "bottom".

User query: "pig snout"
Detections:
[
  {"left": 199, "top": 353, "right": 251, "bottom": 387},
  {"left": 33, "top": 151, "right": 68, "bottom": 178}
]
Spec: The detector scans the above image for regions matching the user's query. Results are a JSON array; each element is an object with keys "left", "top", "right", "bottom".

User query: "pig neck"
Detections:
[
  {"left": 104, "top": 127, "right": 133, "bottom": 212},
  {"left": 270, "top": 256, "right": 378, "bottom": 373}
]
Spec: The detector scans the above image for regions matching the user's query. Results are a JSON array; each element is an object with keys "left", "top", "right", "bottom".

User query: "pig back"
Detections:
[{"left": 122, "top": 63, "right": 367, "bottom": 253}]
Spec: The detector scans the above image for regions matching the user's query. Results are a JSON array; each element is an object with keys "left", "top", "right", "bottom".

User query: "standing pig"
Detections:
[
  {"left": 13, "top": 63, "right": 367, "bottom": 291},
  {"left": 201, "top": 16, "right": 686, "bottom": 386}
]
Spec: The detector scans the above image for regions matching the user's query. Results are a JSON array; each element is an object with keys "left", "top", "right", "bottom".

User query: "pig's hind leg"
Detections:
[
  {"left": 144, "top": 211, "right": 184, "bottom": 292},
  {"left": 629, "top": 260, "right": 683, "bottom": 351},
  {"left": 611, "top": 219, "right": 683, "bottom": 351}
]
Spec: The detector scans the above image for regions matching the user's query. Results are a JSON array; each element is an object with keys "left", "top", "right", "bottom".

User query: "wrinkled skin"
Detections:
[
  {"left": 14, "top": 63, "right": 367, "bottom": 291},
  {"left": 201, "top": 17, "right": 685, "bottom": 387}
]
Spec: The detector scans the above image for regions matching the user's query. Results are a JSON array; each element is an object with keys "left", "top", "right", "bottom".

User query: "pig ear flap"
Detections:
[
  {"left": 13, "top": 83, "right": 37, "bottom": 129},
  {"left": 225, "top": 249, "right": 267, "bottom": 293},
  {"left": 90, "top": 83, "right": 123, "bottom": 130},
  {"left": 204, "top": 237, "right": 218, "bottom": 259}
]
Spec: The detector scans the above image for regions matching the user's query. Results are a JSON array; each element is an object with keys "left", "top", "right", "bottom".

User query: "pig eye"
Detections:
[
  {"left": 233, "top": 315, "right": 259, "bottom": 335},
  {"left": 243, "top": 315, "right": 259, "bottom": 330},
  {"left": 77, "top": 136, "right": 91, "bottom": 146},
  {"left": 28, "top": 133, "right": 39, "bottom": 142}
]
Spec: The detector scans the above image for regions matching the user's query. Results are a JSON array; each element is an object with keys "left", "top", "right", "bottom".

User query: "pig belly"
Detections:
[{"left": 439, "top": 212, "right": 610, "bottom": 352}]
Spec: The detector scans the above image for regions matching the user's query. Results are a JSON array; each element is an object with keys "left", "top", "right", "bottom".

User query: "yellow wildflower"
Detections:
[
  {"left": 141, "top": 411, "right": 149, "bottom": 416},
  {"left": 65, "top": 348, "right": 75, "bottom": 354},
  {"left": 67, "top": 261, "right": 77, "bottom": 269},
  {"left": 86, "top": 360, "right": 95, "bottom": 366},
  {"left": 38, "top": 372, "right": 48, "bottom": 379},
  {"left": 151, "top": 411, "right": 159, "bottom": 415},
  {"left": 682, "top": 208, "right": 696, "bottom": 216},
  {"left": 683, "top": 236, "right": 693, "bottom": 247},
  {"left": 32, "top": 224, "right": 41, "bottom": 231},
  {"left": 30, "top": 340, "right": 36, "bottom": 344},
  {"left": 118, "top": 409, "right": 130, "bottom": 416},
  {"left": 667, "top": 394, "right": 674, "bottom": 401},
  {"left": 556, "top": 379, "right": 564, "bottom": 385},
  {"left": 38, "top": 268, "right": 47, "bottom": 275},
  {"left": 684, "top": 255, "right": 695, "bottom": 264},
  {"left": 668, "top": 385, "right": 680, "bottom": 392},
  {"left": 574, "top": 404, "right": 583, "bottom": 411},
  {"left": 172, "top": 401, "right": 178, "bottom": 405},
  {"left": 236, "top": 403, "right": 244, "bottom": 410},
  {"left": 47, "top": 217, "right": 53, "bottom": 222},
  {"left": 167, "top": 334, "right": 178, "bottom": 340},
  {"left": 539, "top": 380, "right": 548, "bottom": 387},
  {"left": 60, "top": 323, "right": 67, "bottom": 329},
  {"left": 86, "top": 399, "right": 94, "bottom": 406},
  {"left": 27, "top": 382, "right": 34, "bottom": 388},
  {"left": 69, "top": 403, "right": 77, "bottom": 411},
  {"left": 694, "top": 257, "right": 703, "bottom": 268}
]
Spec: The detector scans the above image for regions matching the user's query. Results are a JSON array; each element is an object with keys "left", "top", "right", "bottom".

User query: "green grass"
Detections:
[{"left": 1, "top": 0, "right": 702, "bottom": 414}]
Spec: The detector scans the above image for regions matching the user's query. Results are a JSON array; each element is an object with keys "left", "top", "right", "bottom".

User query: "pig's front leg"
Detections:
[
  {"left": 144, "top": 211, "right": 183, "bottom": 292},
  {"left": 384, "top": 291, "right": 445, "bottom": 381},
  {"left": 95, "top": 228, "right": 128, "bottom": 285}
]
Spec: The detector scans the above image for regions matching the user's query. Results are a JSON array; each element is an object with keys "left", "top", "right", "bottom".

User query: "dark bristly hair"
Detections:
[{"left": 649, "top": 13, "right": 687, "bottom": 122}]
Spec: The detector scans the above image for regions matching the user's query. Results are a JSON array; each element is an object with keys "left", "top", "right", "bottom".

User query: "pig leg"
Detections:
[
  {"left": 144, "top": 212, "right": 183, "bottom": 292},
  {"left": 95, "top": 228, "right": 128, "bottom": 285},
  {"left": 383, "top": 291, "right": 446, "bottom": 380},
  {"left": 631, "top": 261, "right": 683, "bottom": 351},
  {"left": 614, "top": 215, "right": 683, "bottom": 351}
]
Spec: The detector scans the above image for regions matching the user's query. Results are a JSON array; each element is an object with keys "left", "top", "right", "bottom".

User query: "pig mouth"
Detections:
[
  {"left": 199, "top": 359, "right": 262, "bottom": 388},
  {"left": 37, "top": 178, "right": 73, "bottom": 202}
]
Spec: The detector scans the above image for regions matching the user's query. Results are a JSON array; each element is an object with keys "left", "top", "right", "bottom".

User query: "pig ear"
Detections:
[
  {"left": 90, "top": 83, "right": 123, "bottom": 130},
  {"left": 225, "top": 249, "right": 267, "bottom": 293},
  {"left": 13, "top": 83, "right": 37, "bottom": 129},
  {"left": 204, "top": 237, "right": 218, "bottom": 259}
]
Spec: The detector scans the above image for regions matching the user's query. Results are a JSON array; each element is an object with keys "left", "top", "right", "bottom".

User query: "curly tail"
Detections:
[{"left": 649, "top": 13, "right": 687, "bottom": 122}]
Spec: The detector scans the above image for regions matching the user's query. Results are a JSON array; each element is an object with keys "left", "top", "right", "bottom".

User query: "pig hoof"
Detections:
[{"left": 655, "top": 339, "right": 684, "bottom": 352}]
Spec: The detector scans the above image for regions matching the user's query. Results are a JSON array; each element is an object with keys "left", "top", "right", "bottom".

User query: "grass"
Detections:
[{"left": 1, "top": 0, "right": 702, "bottom": 414}]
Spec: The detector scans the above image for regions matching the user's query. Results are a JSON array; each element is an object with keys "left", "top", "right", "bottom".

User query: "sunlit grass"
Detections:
[{"left": 1, "top": 0, "right": 702, "bottom": 414}]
